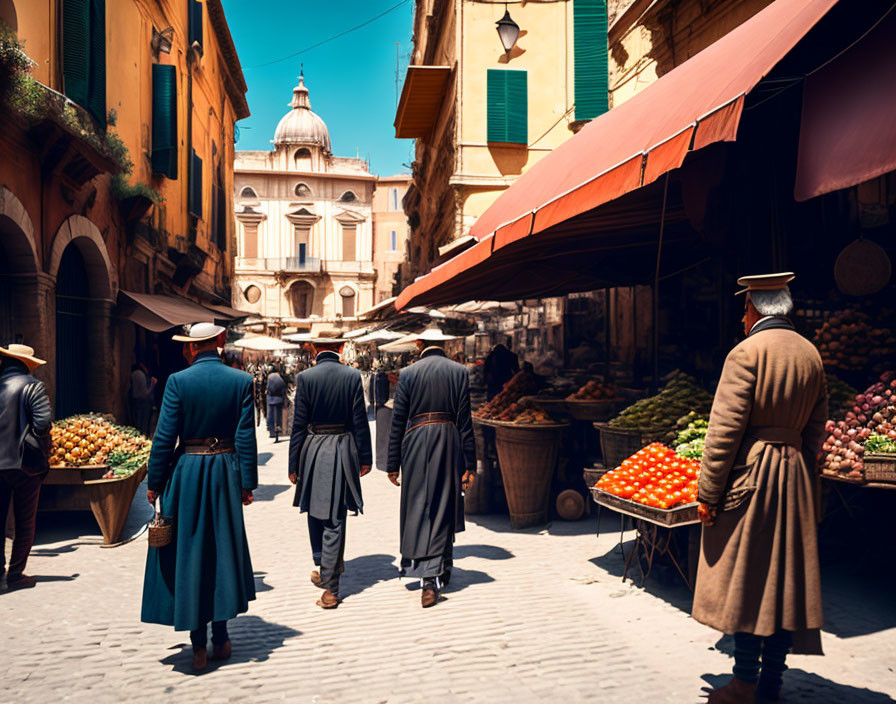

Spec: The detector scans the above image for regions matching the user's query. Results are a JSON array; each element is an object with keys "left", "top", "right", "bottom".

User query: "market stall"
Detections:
[{"left": 41, "top": 413, "right": 151, "bottom": 545}]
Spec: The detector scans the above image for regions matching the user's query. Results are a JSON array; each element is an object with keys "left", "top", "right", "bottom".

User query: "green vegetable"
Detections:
[{"left": 865, "top": 433, "right": 896, "bottom": 454}]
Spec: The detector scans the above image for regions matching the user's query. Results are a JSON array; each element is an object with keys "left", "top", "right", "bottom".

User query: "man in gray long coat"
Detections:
[
  {"left": 388, "top": 336, "right": 475, "bottom": 608},
  {"left": 289, "top": 336, "right": 372, "bottom": 609},
  {"left": 693, "top": 274, "right": 828, "bottom": 704}
]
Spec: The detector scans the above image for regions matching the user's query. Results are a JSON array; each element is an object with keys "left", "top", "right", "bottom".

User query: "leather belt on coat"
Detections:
[
  {"left": 309, "top": 423, "right": 347, "bottom": 435},
  {"left": 746, "top": 426, "right": 803, "bottom": 451},
  {"left": 183, "top": 437, "right": 235, "bottom": 455},
  {"left": 407, "top": 412, "right": 454, "bottom": 433}
]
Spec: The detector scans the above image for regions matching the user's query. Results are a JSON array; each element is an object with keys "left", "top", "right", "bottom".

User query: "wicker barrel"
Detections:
[
  {"left": 594, "top": 423, "right": 667, "bottom": 469},
  {"left": 494, "top": 424, "right": 564, "bottom": 529}
]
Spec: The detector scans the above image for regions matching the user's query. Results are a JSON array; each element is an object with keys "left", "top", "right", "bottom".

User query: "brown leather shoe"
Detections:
[
  {"left": 192, "top": 647, "right": 208, "bottom": 672},
  {"left": 6, "top": 574, "right": 36, "bottom": 590},
  {"left": 421, "top": 588, "right": 439, "bottom": 608},
  {"left": 706, "top": 677, "right": 757, "bottom": 704},
  {"left": 211, "top": 640, "right": 232, "bottom": 661},
  {"left": 310, "top": 570, "right": 324, "bottom": 588},
  {"left": 316, "top": 589, "right": 340, "bottom": 609}
]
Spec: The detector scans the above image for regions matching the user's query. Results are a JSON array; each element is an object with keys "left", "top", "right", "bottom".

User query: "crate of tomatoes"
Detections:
[{"left": 591, "top": 443, "right": 700, "bottom": 526}]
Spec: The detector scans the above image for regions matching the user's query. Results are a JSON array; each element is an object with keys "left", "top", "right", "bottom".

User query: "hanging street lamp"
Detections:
[{"left": 495, "top": 5, "right": 521, "bottom": 56}]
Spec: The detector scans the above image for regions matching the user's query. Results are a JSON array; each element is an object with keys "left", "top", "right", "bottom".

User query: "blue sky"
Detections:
[{"left": 221, "top": 0, "right": 414, "bottom": 176}]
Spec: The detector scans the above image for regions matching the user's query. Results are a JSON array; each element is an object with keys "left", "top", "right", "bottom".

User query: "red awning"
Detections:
[
  {"left": 794, "top": 7, "right": 896, "bottom": 201},
  {"left": 397, "top": 0, "right": 839, "bottom": 310}
]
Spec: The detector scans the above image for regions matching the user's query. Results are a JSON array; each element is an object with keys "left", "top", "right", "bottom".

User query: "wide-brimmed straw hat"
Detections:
[
  {"left": 0, "top": 344, "right": 46, "bottom": 372},
  {"left": 171, "top": 322, "right": 226, "bottom": 343},
  {"left": 308, "top": 329, "right": 348, "bottom": 345}
]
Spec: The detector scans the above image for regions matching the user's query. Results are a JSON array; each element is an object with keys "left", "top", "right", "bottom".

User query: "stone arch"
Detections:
[
  {"left": 48, "top": 215, "right": 115, "bottom": 299},
  {"left": 287, "top": 279, "right": 316, "bottom": 318},
  {"left": 0, "top": 185, "right": 38, "bottom": 272}
]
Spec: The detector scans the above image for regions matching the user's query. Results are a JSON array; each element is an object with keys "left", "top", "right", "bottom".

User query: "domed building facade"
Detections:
[{"left": 232, "top": 74, "right": 377, "bottom": 333}]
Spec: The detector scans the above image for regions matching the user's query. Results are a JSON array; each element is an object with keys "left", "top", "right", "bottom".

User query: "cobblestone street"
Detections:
[{"left": 3, "top": 425, "right": 896, "bottom": 703}]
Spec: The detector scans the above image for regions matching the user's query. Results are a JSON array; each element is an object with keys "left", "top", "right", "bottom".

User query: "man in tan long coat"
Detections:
[{"left": 693, "top": 273, "right": 828, "bottom": 704}]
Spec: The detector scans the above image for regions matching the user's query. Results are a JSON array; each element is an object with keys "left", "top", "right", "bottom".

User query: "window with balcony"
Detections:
[
  {"left": 340, "top": 286, "right": 356, "bottom": 317},
  {"left": 294, "top": 225, "right": 310, "bottom": 264},
  {"left": 342, "top": 224, "right": 356, "bottom": 261}
]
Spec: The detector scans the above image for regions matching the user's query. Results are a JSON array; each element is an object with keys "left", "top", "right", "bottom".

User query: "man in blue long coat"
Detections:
[
  {"left": 388, "top": 334, "right": 475, "bottom": 608},
  {"left": 141, "top": 323, "right": 257, "bottom": 672},
  {"left": 289, "top": 334, "right": 372, "bottom": 608}
]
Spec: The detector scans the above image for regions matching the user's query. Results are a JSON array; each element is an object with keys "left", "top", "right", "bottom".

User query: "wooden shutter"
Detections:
[
  {"left": 62, "top": 0, "right": 90, "bottom": 108},
  {"left": 189, "top": 0, "right": 203, "bottom": 50},
  {"left": 574, "top": 0, "right": 609, "bottom": 122},
  {"left": 189, "top": 150, "right": 203, "bottom": 219},
  {"left": 215, "top": 183, "right": 227, "bottom": 250},
  {"left": 151, "top": 64, "right": 178, "bottom": 178},
  {"left": 487, "top": 69, "right": 527, "bottom": 144},
  {"left": 243, "top": 223, "right": 258, "bottom": 258},
  {"left": 87, "top": 0, "right": 106, "bottom": 127},
  {"left": 342, "top": 225, "right": 356, "bottom": 261}
]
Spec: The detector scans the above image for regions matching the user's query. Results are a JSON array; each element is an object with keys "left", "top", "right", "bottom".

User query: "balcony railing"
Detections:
[{"left": 237, "top": 257, "right": 322, "bottom": 272}]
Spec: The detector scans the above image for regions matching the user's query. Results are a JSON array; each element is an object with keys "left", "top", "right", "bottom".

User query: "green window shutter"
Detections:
[
  {"left": 87, "top": 0, "right": 106, "bottom": 128},
  {"left": 190, "top": 150, "right": 203, "bottom": 219},
  {"left": 151, "top": 64, "right": 178, "bottom": 178},
  {"left": 62, "top": 0, "right": 90, "bottom": 108},
  {"left": 487, "top": 69, "right": 527, "bottom": 145},
  {"left": 189, "top": 0, "right": 203, "bottom": 51},
  {"left": 574, "top": 0, "right": 609, "bottom": 122}
]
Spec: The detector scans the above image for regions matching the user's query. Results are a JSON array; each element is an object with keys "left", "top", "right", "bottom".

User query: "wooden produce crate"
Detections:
[
  {"left": 590, "top": 487, "right": 699, "bottom": 528},
  {"left": 863, "top": 453, "right": 896, "bottom": 484}
]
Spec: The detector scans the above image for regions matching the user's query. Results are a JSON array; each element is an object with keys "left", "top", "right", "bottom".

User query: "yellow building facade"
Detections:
[{"left": 0, "top": 0, "right": 247, "bottom": 418}]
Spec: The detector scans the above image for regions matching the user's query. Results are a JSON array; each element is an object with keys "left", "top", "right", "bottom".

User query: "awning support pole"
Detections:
[{"left": 653, "top": 173, "right": 670, "bottom": 392}]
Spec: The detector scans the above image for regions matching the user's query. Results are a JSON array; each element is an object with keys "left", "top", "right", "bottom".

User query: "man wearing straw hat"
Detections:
[
  {"left": 141, "top": 323, "right": 257, "bottom": 672},
  {"left": 288, "top": 331, "right": 372, "bottom": 609},
  {"left": 387, "top": 328, "right": 475, "bottom": 608},
  {"left": 693, "top": 274, "right": 828, "bottom": 704},
  {"left": 0, "top": 343, "right": 52, "bottom": 591}
]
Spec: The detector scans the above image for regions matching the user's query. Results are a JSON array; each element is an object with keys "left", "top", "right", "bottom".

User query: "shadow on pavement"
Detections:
[
  {"left": 253, "top": 484, "right": 291, "bottom": 502},
  {"left": 257, "top": 452, "right": 274, "bottom": 466},
  {"left": 340, "top": 553, "right": 398, "bottom": 597},
  {"left": 253, "top": 571, "right": 273, "bottom": 593},
  {"left": 454, "top": 543, "right": 514, "bottom": 560},
  {"left": 160, "top": 615, "right": 301, "bottom": 675},
  {"left": 466, "top": 511, "right": 601, "bottom": 537},
  {"left": 701, "top": 670, "right": 895, "bottom": 703},
  {"left": 402, "top": 567, "right": 496, "bottom": 593},
  {"left": 820, "top": 564, "right": 896, "bottom": 639},
  {"left": 589, "top": 541, "right": 694, "bottom": 614}
]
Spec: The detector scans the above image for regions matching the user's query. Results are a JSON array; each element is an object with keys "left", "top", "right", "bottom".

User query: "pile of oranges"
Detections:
[{"left": 596, "top": 442, "right": 700, "bottom": 509}]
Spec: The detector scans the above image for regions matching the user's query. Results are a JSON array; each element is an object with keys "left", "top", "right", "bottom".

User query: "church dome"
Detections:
[{"left": 273, "top": 74, "right": 331, "bottom": 152}]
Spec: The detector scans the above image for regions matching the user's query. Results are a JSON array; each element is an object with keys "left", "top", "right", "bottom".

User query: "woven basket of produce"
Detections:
[{"left": 594, "top": 423, "right": 663, "bottom": 470}]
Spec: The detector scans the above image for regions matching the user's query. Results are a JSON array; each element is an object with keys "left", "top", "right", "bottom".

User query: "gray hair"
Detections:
[{"left": 750, "top": 286, "right": 793, "bottom": 316}]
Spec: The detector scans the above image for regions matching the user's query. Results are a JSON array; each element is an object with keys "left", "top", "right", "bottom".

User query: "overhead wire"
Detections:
[{"left": 242, "top": 0, "right": 412, "bottom": 70}]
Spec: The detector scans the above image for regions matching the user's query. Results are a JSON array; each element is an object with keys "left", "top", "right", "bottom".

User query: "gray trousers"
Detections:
[{"left": 308, "top": 507, "right": 347, "bottom": 594}]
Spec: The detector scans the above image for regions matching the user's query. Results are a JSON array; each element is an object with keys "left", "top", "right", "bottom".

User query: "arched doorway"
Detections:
[
  {"left": 55, "top": 245, "right": 90, "bottom": 417},
  {"left": 340, "top": 286, "right": 356, "bottom": 317},
  {"left": 49, "top": 216, "right": 115, "bottom": 417},
  {"left": 288, "top": 281, "right": 314, "bottom": 318},
  {"left": 0, "top": 186, "right": 39, "bottom": 350}
]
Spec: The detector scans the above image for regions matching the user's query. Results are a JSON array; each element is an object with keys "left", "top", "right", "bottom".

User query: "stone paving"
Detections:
[{"left": 3, "top": 424, "right": 896, "bottom": 703}]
